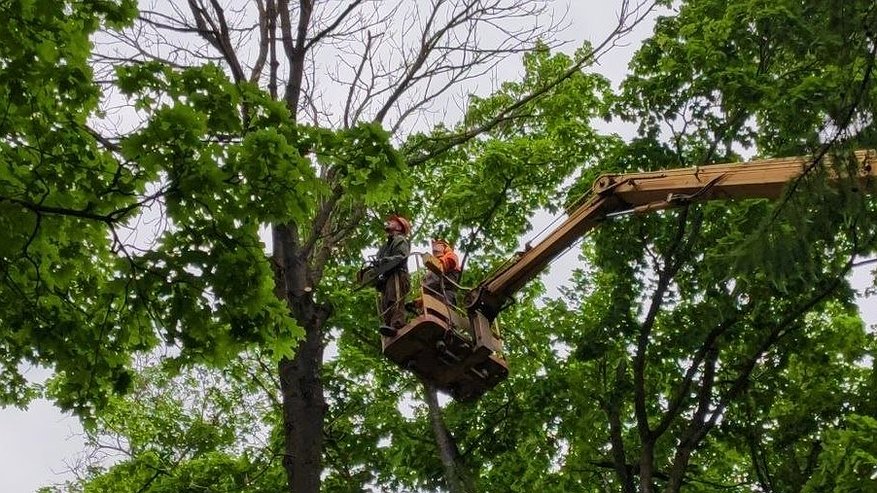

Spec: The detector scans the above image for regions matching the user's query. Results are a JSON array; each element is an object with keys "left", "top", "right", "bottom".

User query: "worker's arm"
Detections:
[
  {"left": 377, "top": 236, "right": 410, "bottom": 267},
  {"left": 439, "top": 252, "right": 459, "bottom": 273}
]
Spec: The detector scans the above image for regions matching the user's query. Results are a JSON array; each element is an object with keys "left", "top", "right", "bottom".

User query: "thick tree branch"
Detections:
[
  {"left": 664, "top": 346, "right": 718, "bottom": 492},
  {"left": 633, "top": 207, "right": 692, "bottom": 441},
  {"left": 277, "top": 0, "right": 313, "bottom": 114},
  {"left": 423, "top": 382, "right": 476, "bottom": 493},
  {"left": 267, "top": 0, "right": 279, "bottom": 98},
  {"left": 185, "top": 0, "right": 246, "bottom": 83},
  {"left": 658, "top": 255, "right": 858, "bottom": 491},
  {"left": 603, "top": 360, "right": 637, "bottom": 493},
  {"left": 250, "top": 0, "right": 270, "bottom": 83},
  {"left": 651, "top": 316, "right": 739, "bottom": 440}
]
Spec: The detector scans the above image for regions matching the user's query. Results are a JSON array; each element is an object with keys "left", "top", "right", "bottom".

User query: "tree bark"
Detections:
[
  {"left": 605, "top": 396, "right": 636, "bottom": 493},
  {"left": 638, "top": 441, "right": 656, "bottom": 493},
  {"left": 602, "top": 359, "right": 637, "bottom": 493},
  {"left": 424, "top": 383, "right": 476, "bottom": 493},
  {"left": 274, "top": 223, "right": 328, "bottom": 493},
  {"left": 278, "top": 329, "right": 325, "bottom": 493}
]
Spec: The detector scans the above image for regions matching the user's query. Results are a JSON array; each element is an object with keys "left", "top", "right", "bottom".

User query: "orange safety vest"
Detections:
[{"left": 436, "top": 250, "right": 460, "bottom": 274}]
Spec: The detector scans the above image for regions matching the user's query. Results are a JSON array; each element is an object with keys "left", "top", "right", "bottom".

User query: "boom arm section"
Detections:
[{"left": 467, "top": 150, "right": 877, "bottom": 321}]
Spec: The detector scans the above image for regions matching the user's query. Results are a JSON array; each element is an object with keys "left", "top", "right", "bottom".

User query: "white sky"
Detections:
[{"left": 1, "top": 2, "right": 875, "bottom": 492}]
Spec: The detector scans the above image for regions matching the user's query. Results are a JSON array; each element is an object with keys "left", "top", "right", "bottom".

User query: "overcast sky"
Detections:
[{"left": 1, "top": 2, "right": 874, "bottom": 492}]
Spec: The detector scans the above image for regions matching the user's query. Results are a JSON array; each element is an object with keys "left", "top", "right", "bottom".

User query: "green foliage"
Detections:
[
  {"left": 0, "top": 0, "right": 146, "bottom": 412},
  {"left": 620, "top": 0, "right": 877, "bottom": 156},
  {"left": 0, "top": 2, "right": 320, "bottom": 415},
  {"left": 409, "top": 43, "right": 613, "bottom": 260},
  {"left": 803, "top": 415, "right": 877, "bottom": 492},
  {"left": 559, "top": 1, "right": 877, "bottom": 489},
  {"left": 12, "top": 1, "right": 877, "bottom": 492},
  {"left": 51, "top": 359, "right": 284, "bottom": 493},
  {"left": 318, "top": 122, "right": 410, "bottom": 206},
  {"left": 3, "top": 0, "right": 414, "bottom": 418}
]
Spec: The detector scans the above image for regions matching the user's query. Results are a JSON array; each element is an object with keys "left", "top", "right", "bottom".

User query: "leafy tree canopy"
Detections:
[
  {"left": 5, "top": 0, "right": 877, "bottom": 492},
  {"left": 0, "top": 0, "right": 407, "bottom": 417}
]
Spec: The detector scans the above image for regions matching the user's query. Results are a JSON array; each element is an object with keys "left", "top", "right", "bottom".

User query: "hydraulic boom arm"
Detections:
[{"left": 467, "top": 150, "right": 877, "bottom": 321}]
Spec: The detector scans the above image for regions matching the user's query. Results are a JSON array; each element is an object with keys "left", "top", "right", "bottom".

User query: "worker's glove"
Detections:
[{"left": 378, "top": 257, "right": 400, "bottom": 268}]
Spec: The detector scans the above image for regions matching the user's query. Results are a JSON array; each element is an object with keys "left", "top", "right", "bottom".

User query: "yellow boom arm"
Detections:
[{"left": 467, "top": 150, "right": 877, "bottom": 320}]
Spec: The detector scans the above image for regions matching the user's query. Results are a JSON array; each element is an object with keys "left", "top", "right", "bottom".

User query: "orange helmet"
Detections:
[
  {"left": 431, "top": 238, "right": 452, "bottom": 251},
  {"left": 385, "top": 214, "right": 411, "bottom": 235}
]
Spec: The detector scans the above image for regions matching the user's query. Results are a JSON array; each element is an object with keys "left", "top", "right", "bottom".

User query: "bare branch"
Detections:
[
  {"left": 193, "top": 0, "right": 248, "bottom": 82},
  {"left": 250, "top": 0, "right": 270, "bottom": 83},
  {"left": 0, "top": 186, "right": 168, "bottom": 226},
  {"left": 344, "top": 30, "right": 373, "bottom": 128},
  {"left": 277, "top": 0, "right": 314, "bottom": 113},
  {"left": 267, "top": 0, "right": 279, "bottom": 98},
  {"left": 372, "top": 0, "right": 564, "bottom": 126},
  {"left": 406, "top": 0, "right": 660, "bottom": 164},
  {"left": 304, "top": 0, "right": 365, "bottom": 51}
]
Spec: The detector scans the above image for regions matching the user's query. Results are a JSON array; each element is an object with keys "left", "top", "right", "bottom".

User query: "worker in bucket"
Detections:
[
  {"left": 375, "top": 214, "right": 411, "bottom": 337},
  {"left": 422, "top": 238, "right": 461, "bottom": 306}
]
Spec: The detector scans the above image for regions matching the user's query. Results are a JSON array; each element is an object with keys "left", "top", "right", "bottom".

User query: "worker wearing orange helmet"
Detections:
[
  {"left": 423, "top": 238, "right": 461, "bottom": 306},
  {"left": 375, "top": 214, "right": 411, "bottom": 337}
]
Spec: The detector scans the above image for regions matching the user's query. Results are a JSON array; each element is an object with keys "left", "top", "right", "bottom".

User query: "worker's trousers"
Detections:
[{"left": 380, "top": 270, "right": 410, "bottom": 330}]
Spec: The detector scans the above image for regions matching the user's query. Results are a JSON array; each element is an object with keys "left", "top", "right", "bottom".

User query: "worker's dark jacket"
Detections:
[
  {"left": 376, "top": 233, "right": 410, "bottom": 329},
  {"left": 375, "top": 234, "right": 410, "bottom": 282}
]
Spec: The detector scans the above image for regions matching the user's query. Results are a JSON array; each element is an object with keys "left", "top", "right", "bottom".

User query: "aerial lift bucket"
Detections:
[{"left": 380, "top": 257, "right": 509, "bottom": 401}]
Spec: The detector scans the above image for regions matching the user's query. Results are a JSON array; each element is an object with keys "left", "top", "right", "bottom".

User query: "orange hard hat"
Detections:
[
  {"left": 386, "top": 214, "right": 411, "bottom": 235},
  {"left": 431, "top": 238, "right": 451, "bottom": 249}
]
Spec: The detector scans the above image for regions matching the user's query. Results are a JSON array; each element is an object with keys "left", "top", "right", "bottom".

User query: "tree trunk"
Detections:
[
  {"left": 639, "top": 442, "right": 656, "bottom": 493},
  {"left": 424, "top": 383, "right": 475, "bottom": 493},
  {"left": 664, "top": 446, "right": 693, "bottom": 493},
  {"left": 605, "top": 394, "right": 636, "bottom": 493},
  {"left": 279, "top": 328, "right": 325, "bottom": 493},
  {"left": 274, "top": 224, "right": 327, "bottom": 493}
]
